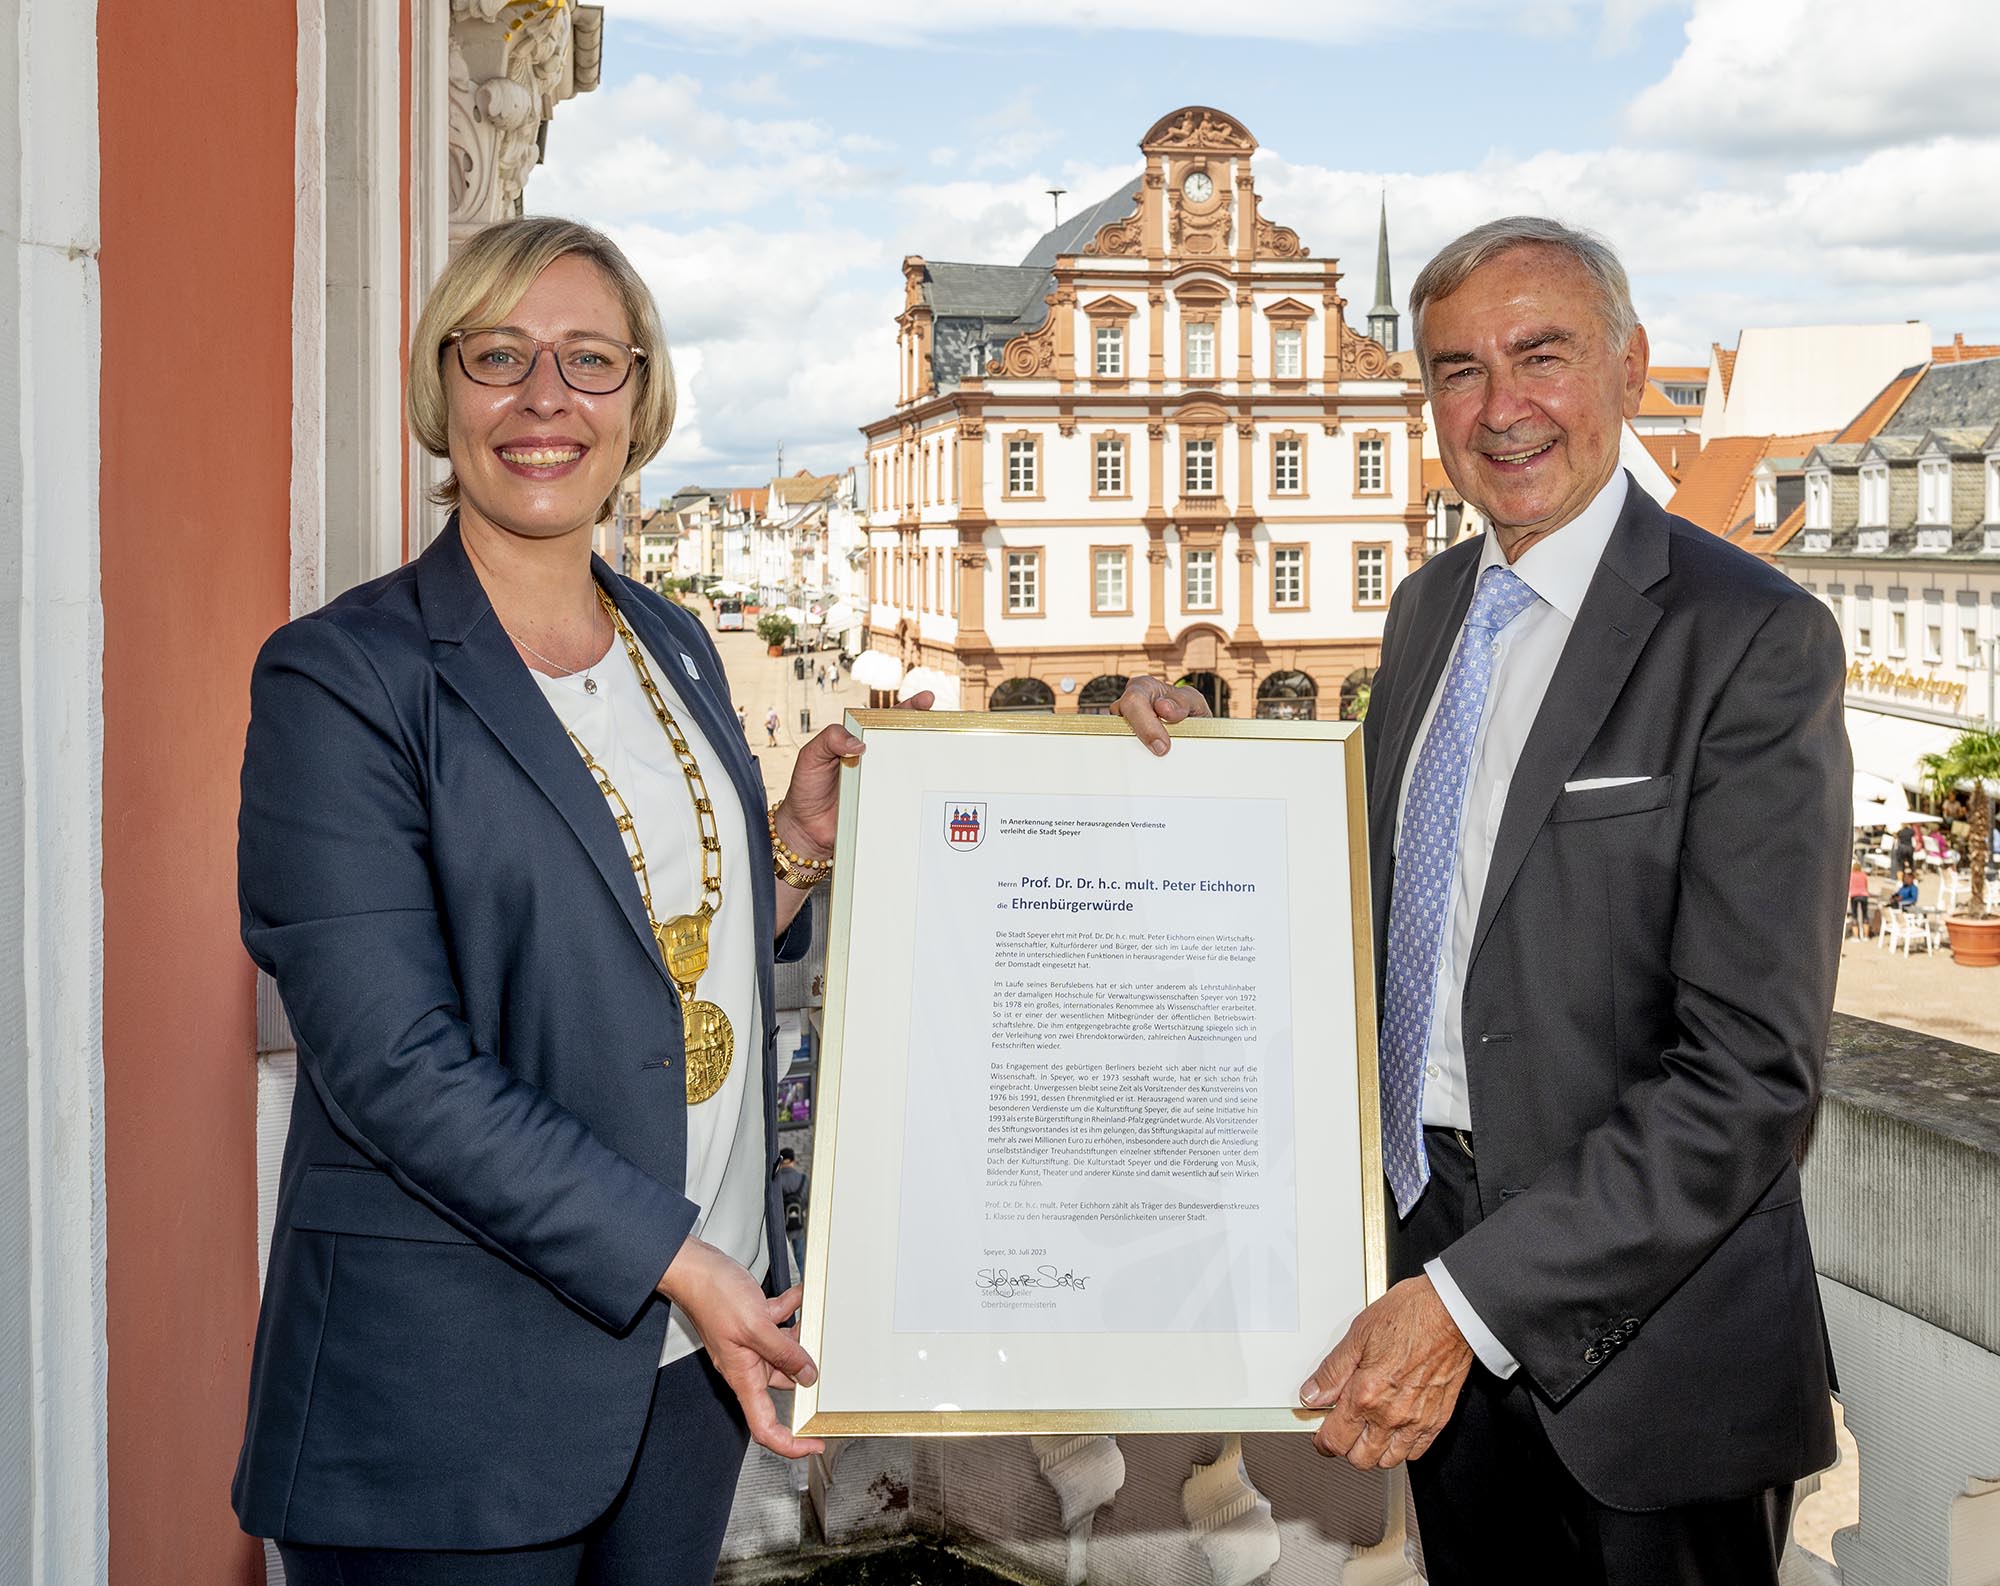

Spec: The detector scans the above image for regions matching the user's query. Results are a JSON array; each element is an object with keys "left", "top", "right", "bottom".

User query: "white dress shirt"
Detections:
[
  {"left": 1392, "top": 470, "right": 1627, "bottom": 1377},
  {"left": 533, "top": 630, "right": 769, "bottom": 1368}
]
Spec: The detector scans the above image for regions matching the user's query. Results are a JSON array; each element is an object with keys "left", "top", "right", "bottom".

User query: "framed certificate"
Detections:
[{"left": 792, "top": 711, "right": 1383, "bottom": 1436}]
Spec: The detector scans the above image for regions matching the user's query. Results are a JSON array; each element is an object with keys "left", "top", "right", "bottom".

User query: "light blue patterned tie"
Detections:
[{"left": 1380, "top": 564, "right": 1538, "bottom": 1217}]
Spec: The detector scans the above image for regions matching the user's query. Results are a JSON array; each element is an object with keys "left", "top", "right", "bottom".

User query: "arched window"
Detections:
[
  {"left": 1256, "top": 670, "right": 1317, "bottom": 721},
  {"left": 1076, "top": 675, "right": 1130, "bottom": 716},
  {"left": 1339, "top": 667, "right": 1378, "bottom": 722},
  {"left": 1174, "top": 671, "right": 1231, "bottom": 719},
  {"left": 988, "top": 678, "right": 1056, "bottom": 713}
]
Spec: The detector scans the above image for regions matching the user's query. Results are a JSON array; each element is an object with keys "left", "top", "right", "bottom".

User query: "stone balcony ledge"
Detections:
[{"left": 718, "top": 1014, "right": 2000, "bottom": 1585}]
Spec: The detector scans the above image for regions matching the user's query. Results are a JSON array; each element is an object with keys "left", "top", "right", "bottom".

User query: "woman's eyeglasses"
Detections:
[{"left": 444, "top": 329, "right": 647, "bottom": 395}]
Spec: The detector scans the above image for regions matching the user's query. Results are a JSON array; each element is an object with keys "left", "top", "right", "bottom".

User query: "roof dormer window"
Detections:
[
  {"left": 1804, "top": 471, "right": 1831, "bottom": 531},
  {"left": 1919, "top": 457, "right": 1951, "bottom": 525},
  {"left": 1755, "top": 476, "right": 1776, "bottom": 528},
  {"left": 1858, "top": 463, "right": 1888, "bottom": 527},
  {"left": 1986, "top": 455, "right": 1999, "bottom": 523}
]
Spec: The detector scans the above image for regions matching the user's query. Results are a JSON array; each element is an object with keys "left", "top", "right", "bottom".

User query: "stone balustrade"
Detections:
[{"left": 718, "top": 1012, "right": 2000, "bottom": 1584}]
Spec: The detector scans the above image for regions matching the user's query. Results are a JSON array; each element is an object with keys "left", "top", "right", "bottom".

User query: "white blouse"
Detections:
[{"left": 532, "top": 625, "right": 769, "bottom": 1368}]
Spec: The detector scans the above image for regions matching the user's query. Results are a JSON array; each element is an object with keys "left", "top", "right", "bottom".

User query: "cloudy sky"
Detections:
[{"left": 526, "top": 0, "right": 2000, "bottom": 499}]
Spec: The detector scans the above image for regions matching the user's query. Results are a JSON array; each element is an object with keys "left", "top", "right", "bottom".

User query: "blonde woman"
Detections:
[{"left": 232, "top": 217, "right": 922, "bottom": 1583}]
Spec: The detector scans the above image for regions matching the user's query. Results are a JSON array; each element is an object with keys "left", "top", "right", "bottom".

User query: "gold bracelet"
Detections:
[{"left": 769, "top": 804, "right": 833, "bottom": 891}]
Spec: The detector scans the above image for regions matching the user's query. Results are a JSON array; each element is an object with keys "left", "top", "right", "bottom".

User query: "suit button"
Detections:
[
  {"left": 1583, "top": 1346, "right": 1602, "bottom": 1365},
  {"left": 1620, "top": 1318, "right": 1639, "bottom": 1337}
]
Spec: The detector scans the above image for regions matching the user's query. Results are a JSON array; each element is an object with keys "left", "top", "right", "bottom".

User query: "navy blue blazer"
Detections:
[{"left": 231, "top": 522, "right": 805, "bottom": 1550}]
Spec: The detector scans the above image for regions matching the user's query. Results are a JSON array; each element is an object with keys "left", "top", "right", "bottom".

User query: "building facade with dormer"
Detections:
[
  {"left": 856, "top": 106, "right": 1426, "bottom": 719},
  {"left": 1777, "top": 356, "right": 2000, "bottom": 788}
]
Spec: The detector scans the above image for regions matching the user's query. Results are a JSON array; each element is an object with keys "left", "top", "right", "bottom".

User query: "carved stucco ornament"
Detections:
[
  {"left": 989, "top": 307, "right": 1058, "bottom": 378},
  {"left": 1031, "top": 1433, "right": 1127, "bottom": 1586},
  {"left": 448, "top": 0, "right": 604, "bottom": 246},
  {"left": 1182, "top": 1434, "right": 1281, "bottom": 1586},
  {"left": 1341, "top": 324, "right": 1395, "bottom": 379}
]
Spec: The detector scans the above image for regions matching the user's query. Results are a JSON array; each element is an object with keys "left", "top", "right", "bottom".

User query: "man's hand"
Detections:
[
  {"left": 1300, "top": 1276, "right": 1474, "bottom": 1469},
  {"left": 1113, "top": 676, "right": 1210, "bottom": 756},
  {"left": 659, "top": 1236, "right": 826, "bottom": 1459}
]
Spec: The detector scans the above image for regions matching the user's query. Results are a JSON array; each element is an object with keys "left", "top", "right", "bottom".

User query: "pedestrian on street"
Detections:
[
  {"left": 772, "top": 1149, "right": 808, "bottom": 1284},
  {"left": 736, "top": 702, "right": 747, "bottom": 737},
  {"left": 816, "top": 667, "right": 826, "bottom": 693},
  {"left": 764, "top": 706, "right": 779, "bottom": 747}
]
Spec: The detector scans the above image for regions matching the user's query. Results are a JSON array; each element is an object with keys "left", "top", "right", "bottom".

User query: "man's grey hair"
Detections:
[{"left": 1407, "top": 216, "right": 1639, "bottom": 383}]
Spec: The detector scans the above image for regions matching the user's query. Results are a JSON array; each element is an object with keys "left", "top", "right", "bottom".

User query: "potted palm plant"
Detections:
[
  {"left": 1921, "top": 727, "right": 2000, "bottom": 967},
  {"left": 756, "top": 612, "right": 795, "bottom": 657}
]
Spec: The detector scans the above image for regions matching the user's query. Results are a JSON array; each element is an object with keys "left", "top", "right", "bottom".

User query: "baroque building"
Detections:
[{"left": 857, "top": 106, "right": 1425, "bottom": 719}]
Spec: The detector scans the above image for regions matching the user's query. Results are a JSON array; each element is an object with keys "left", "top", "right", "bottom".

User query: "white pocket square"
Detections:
[{"left": 1564, "top": 775, "right": 1651, "bottom": 792}]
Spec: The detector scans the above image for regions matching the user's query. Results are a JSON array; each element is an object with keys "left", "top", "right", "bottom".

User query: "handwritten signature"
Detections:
[{"left": 975, "top": 1265, "right": 1090, "bottom": 1298}]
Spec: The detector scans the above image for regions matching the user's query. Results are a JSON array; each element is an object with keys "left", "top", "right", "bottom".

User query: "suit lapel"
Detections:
[
  {"left": 1467, "top": 487, "right": 1669, "bottom": 972},
  {"left": 419, "top": 525, "right": 673, "bottom": 991}
]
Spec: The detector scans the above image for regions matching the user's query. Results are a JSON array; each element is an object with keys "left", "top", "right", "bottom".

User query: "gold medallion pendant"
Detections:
[{"left": 680, "top": 998, "right": 735, "bottom": 1105}]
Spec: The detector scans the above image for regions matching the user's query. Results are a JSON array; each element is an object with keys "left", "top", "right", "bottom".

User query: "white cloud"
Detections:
[
  {"left": 532, "top": 10, "right": 2000, "bottom": 493},
  {"left": 607, "top": 0, "right": 1596, "bottom": 45},
  {"left": 1627, "top": 0, "right": 2000, "bottom": 154}
]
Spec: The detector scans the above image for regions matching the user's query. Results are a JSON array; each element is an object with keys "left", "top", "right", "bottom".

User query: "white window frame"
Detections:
[
  {"left": 1004, "top": 549, "right": 1040, "bottom": 613},
  {"left": 1094, "top": 437, "right": 1125, "bottom": 496},
  {"left": 1805, "top": 471, "right": 1831, "bottom": 530},
  {"left": 1355, "top": 544, "right": 1388, "bottom": 607},
  {"left": 1273, "top": 326, "right": 1302, "bottom": 379},
  {"left": 1889, "top": 606, "right": 1908, "bottom": 658},
  {"left": 1961, "top": 603, "right": 1984, "bottom": 666},
  {"left": 1858, "top": 463, "right": 1887, "bottom": 527},
  {"left": 1755, "top": 477, "right": 1776, "bottom": 527},
  {"left": 1925, "top": 607, "right": 1945, "bottom": 663},
  {"left": 1272, "top": 546, "right": 1305, "bottom": 608},
  {"left": 1184, "top": 547, "right": 1217, "bottom": 609},
  {"left": 1006, "top": 438, "right": 1038, "bottom": 497},
  {"left": 1357, "top": 436, "right": 1385, "bottom": 493},
  {"left": 1093, "top": 549, "right": 1128, "bottom": 614},
  {"left": 1987, "top": 455, "right": 2000, "bottom": 523},
  {"left": 1919, "top": 457, "right": 1951, "bottom": 525},
  {"left": 1184, "top": 321, "right": 1216, "bottom": 380},
  {"left": 1273, "top": 437, "right": 1302, "bottom": 494},
  {"left": 1094, "top": 323, "right": 1124, "bottom": 378},
  {"left": 1185, "top": 438, "right": 1217, "bottom": 494}
]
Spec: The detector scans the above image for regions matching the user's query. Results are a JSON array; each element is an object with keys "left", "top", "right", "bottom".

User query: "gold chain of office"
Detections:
[{"left": 567, "top": 586, "right": 733, "bottom": 1104}]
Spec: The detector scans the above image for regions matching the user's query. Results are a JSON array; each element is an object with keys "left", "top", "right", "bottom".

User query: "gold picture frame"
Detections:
[{"left": 793, "top": 710, "right": 1383, "bottom": 1437}]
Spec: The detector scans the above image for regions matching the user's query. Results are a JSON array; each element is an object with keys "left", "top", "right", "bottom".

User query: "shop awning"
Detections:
[
  {"left": 1845, "top": 706, "right": 1959, "bottom": 792},
  {"left": 899, "top": 667, "right": 961, "bottom": 709},
  {"left": 849, "top": 650, "right": 903, "bottom": 691}
]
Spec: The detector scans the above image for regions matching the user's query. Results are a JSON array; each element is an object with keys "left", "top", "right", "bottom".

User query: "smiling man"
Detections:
[{"left": 1295, "top": 217, "right": 1851, "bottom": 1583}]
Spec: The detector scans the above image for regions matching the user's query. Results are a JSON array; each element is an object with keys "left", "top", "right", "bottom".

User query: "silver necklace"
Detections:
[{"left": 509, "top": 617, "right": 609, "bottom": 694}]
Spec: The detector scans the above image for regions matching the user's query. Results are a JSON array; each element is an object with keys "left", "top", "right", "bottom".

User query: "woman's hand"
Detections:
[
  {"left": 773, "top": 691, "right": 935, "bottom": 861},
  {"left": 658, "top": 1236, "right": 826, "bottom": 1459}
]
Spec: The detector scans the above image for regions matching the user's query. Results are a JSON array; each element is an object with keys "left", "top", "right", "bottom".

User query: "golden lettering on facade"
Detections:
[{"left": 1846, "top": 659, "right": 1970, "bottom": 709}]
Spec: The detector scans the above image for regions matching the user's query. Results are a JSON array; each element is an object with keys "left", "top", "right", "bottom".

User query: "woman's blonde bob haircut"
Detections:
[{"left": 407, "top": 216, "right": 675, "bottom": 522}]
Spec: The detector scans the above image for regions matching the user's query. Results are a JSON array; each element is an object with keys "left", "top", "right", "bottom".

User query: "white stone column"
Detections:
[{"left": 0, "top": 1, "right": 108, "bottom": 1583}]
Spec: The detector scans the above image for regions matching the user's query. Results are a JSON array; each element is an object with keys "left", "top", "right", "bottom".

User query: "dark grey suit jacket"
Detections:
[
  {"left": 232, "top": 521, "right": 805, "bottom": 1549},
  {"left": 1363, "top": 477, "right": 1846, "bottom": 1510}
]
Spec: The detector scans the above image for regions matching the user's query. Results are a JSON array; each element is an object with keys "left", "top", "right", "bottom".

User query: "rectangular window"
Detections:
[
  {"left": 1094, "top": 323, "right": 1124, "bottom": 377},
  {"left": 1920, "top": 459, "right": 1950, "bottom": 524},
  {"left": 1095, "top": 437, "right": 1125, "bottom": 496},
  {"left": 1273, "top": 326, "right": 1302, "bottom": 379},
  {"left": 1926, "top": 619, "right": 1944, "bottom": 663},
  {"left": 1355, "top": 544, "right": 1388, "bottom": 607},
  {"left": 1184, "top": 548, "right": 1216, "bottom": 609},
  {"left": 1357, "top": 437, "right": 1385, "bottom": 493},
  {"left": 1859, "top": 465, "right": 1887, "bottom": 526},
  {"left": 1272, "top": 546, "right": 1305, "bottom": 608},
  {"left": 1273, "top": 438, "right": 1303, "bottom": 493},
  {"left": 1005, "top": 549, "right": 1040, "bottom": 613},
  {"left": 1185, "top": 438, "right": 1217, "bottom": 494},
  {"left": 1988, "top": 457, "right": 2000, "bottom": 522},
  {"left": 1006, "top": 438, "right": 1037, "bottom": 497},
  {"left": 1184, "top": 321, "right": 1216, "bottom": 379},
  {"left": 1962, "top": 611, "right": 1983, "bottom": 666},
  {"left": 1806, "top": 472, "right": 1830, "bottom": 529},
  {"left": 1855, "top": 612, "right": 1872, "bottom": 653},
  {"left": 1093, "top": 549, "right": 1128, "bottom": 614},
  {"left": 1889, "top": 608, "right": 1907, "bottom": 656}
]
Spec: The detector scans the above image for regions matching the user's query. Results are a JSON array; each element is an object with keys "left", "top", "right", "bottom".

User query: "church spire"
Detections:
[{"left": 1368, "top": 191, "right": 1399, "bottom": 354}]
